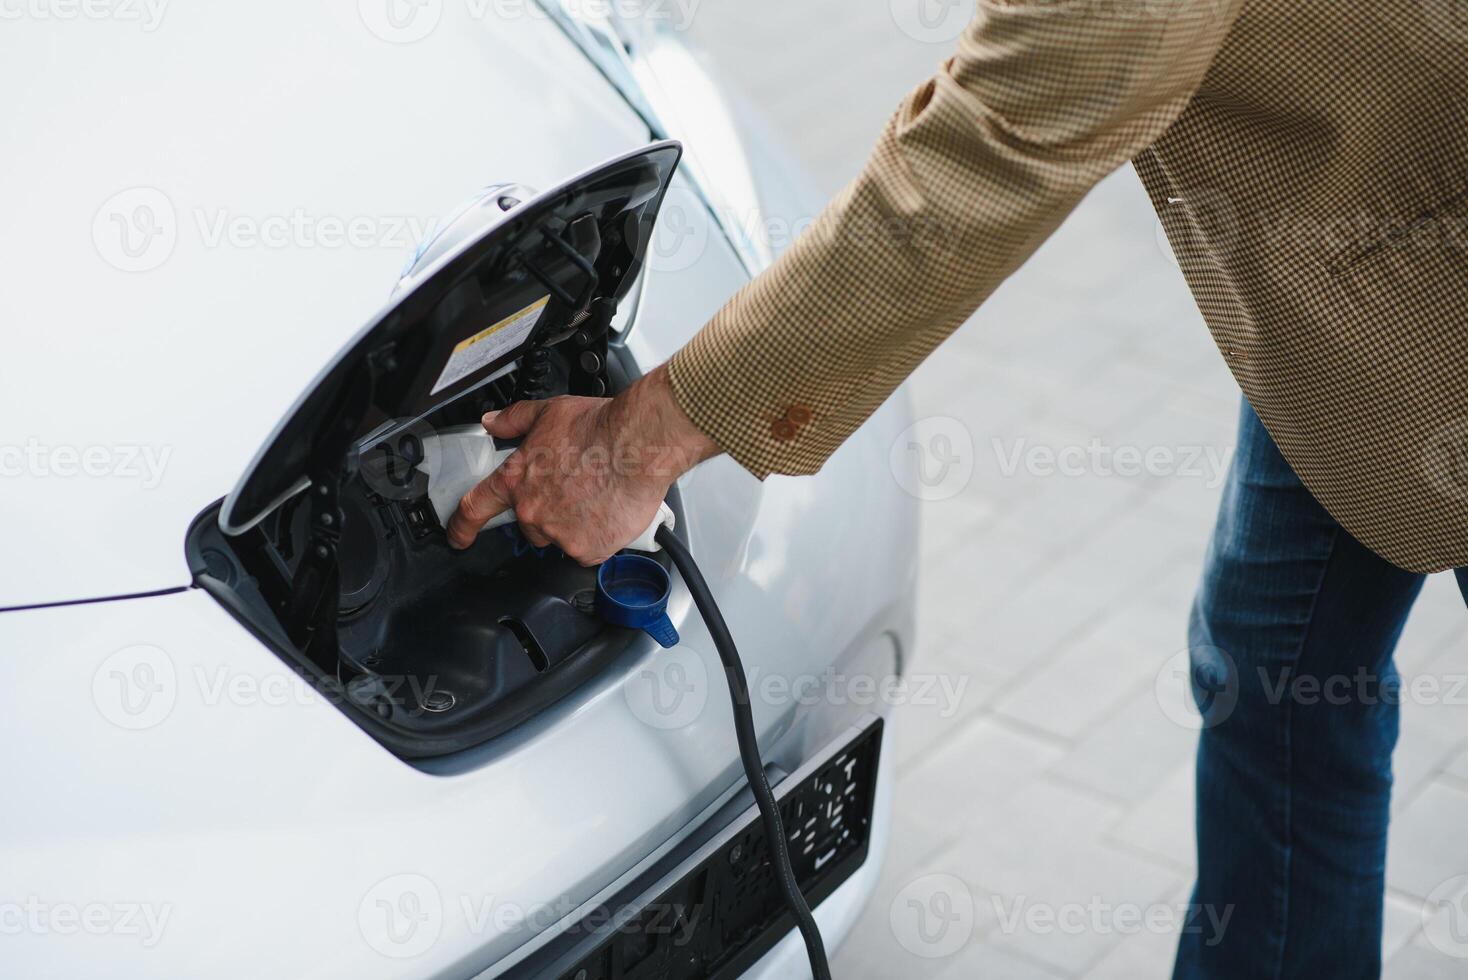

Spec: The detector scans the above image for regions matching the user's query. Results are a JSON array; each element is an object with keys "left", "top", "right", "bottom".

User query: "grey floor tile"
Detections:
[
  {"left": 994, "top": 630, "right": 1164, "bottom": 742},
  {"left": 1383, "top": 891, "right": 1425, "bottom": 963},
  {"left": 995, "top": 591, "right": 1191, "bottom": 740},
  {"left": 1391, "top": 710, "right": 1465, "bottom": 816},
  {"left": 1442, "top": 744, "right": 1468, "bottom": 783},
  {"left": 1386, "top": 779, "right": 1468, "bottom": 900},
  {"left": 915, "top": 492, "right": 1002, "bottom": 571},
  {"left": 890, "top": 657, "right": 1005, "bottom": 772},
  {"left": 1080, "top": 884, "right": 1193, "bottom": 980},
  {"left": 1395, "top": 572, "right": 1468, "bottom": 673},
  {"left": 936, "top": 780, "right": 1181, "bottom": 975},
  {"left": 1105, "top": 762, "right": 1197, "bottom": 875},
  {"left": 1398, "top": 644, "right": 1468, "bottom": 745},
  {"left": 1384, "top": 933, "right": 1468, "bottom": 980},
  {"left": 1052, "top": 688, "right": 1198, "bottom": 805},
  {"left": 898, "top": 716, "right": 1067, "bottom": 843},
  {"left": 937, "top": 942, "right": 1070, "bottom": 980}
]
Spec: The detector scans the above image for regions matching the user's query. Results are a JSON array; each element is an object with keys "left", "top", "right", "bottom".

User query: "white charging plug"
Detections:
[{"left": 420, "top": 424, "right": 674, "bottom": 551}]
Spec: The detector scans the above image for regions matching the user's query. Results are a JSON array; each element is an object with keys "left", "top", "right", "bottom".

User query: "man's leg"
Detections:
[{"left": 1172, "top": 402, "right": 1425, "bottom": 980}]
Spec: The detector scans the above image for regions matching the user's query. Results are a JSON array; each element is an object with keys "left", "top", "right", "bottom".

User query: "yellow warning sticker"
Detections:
[{"left": 430, "top": 295, "right": 549, "bottom": 395}]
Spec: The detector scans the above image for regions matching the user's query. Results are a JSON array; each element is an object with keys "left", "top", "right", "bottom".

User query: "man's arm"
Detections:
[
  {"left": 451, "top": 0, "right": 1244, "bottom": 562},
  {"left": 670, "top": 0, "right": 1243, "bottom": 476}
]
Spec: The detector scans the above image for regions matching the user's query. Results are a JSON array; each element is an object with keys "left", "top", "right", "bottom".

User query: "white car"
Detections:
[{"left": 0, "top": 3, "right": 918, "bottom": 977}]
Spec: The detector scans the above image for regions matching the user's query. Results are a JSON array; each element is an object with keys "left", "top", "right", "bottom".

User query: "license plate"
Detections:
[{"left": 510, "top": 718, "right": 884, "bottom": 979}]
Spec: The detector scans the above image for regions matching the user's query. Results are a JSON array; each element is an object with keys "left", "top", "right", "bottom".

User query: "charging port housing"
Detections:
[{"left": 185, "top": 144, "right": 686, "bottom": 759}]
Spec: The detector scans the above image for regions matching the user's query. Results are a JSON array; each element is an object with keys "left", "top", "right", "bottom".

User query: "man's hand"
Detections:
[{"left": 445, "top": 364, "right": 719, "bottom": 565}]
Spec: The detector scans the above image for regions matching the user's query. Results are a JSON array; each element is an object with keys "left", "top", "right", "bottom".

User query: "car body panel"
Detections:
[
  {"left": 0, "top": 2, "right": 647, "bottom": 608},
  {"left": 0, "top": 454, "right": 912, "bottom": 977},
  {"left": 219, "top": 140, "right": 683, "bottom": 534},
  {"left": 3, "top": 6, "right": 921, "bottom": 977}
]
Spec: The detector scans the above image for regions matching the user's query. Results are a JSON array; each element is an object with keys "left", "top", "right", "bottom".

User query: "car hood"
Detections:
[{"left": 0, "top": 3, "right": 649, "bottom": 609}]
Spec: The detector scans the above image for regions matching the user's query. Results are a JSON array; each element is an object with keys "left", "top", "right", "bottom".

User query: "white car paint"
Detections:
[
  {"left": 1, "top": 4, "right": 919, "bottom": 977},
  {"left": 0, "top": 3, "right": 647, "bottom": 609}
]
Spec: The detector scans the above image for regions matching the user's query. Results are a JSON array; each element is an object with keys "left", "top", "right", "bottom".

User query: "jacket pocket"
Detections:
[{"left": 1322, "top": 187, "right": 1468, "bottom": 277}]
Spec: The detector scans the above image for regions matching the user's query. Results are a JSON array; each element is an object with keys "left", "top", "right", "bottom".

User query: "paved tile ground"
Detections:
[{"left": 686, "top": 4, "right": 1468, "bottom": 976}]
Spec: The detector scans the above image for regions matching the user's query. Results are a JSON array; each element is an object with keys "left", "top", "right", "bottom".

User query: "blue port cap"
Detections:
[{"left": 595, "top": 554, "right": 679, "bottom": 648}]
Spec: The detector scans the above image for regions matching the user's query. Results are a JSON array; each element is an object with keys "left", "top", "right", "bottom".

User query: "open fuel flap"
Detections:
[{"left": 186, "top": 142, "right": 686, "bottom": 759}]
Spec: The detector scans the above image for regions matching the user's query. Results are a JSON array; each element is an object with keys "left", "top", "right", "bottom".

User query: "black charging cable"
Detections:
[{"left": 655, "top": 525, "right": 833, "bottom": 980}]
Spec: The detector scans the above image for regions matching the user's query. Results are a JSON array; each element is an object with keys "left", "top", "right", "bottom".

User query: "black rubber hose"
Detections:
[{"left": 655, "top": 524, "right": 833, "bottom": 980}]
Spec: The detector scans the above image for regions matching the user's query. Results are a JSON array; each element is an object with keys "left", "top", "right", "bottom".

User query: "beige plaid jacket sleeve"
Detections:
[{"left": 666, "top": 1, "right": 1243, "bottom": 478}]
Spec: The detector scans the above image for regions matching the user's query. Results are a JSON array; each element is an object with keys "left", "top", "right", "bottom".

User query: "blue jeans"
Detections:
[{"left": 1172, "top": 402, "right": 1468, "bottom": 980}]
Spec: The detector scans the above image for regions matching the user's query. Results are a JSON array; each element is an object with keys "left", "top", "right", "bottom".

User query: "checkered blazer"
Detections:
[{"left": 666, "top": 0, "right": 1468, "bottom": 573}]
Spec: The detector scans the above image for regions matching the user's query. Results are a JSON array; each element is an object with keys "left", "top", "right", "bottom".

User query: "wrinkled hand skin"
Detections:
[{"left": 446, "top": 364, "right": 719, "bottom": 565}]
